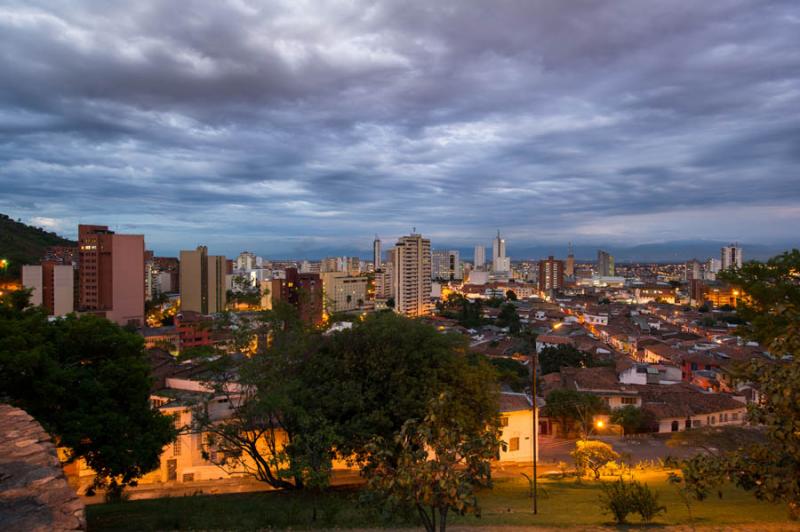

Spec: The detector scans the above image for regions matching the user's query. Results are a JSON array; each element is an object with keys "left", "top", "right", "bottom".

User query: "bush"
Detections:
[
  {"left": 631, "top": 482, "right": 666, "bottom": 523},
  {"left": 598, "top": 478, "right": 666, "bottom": 524},
  {"left": 599, "top": 478, "right": 635, "bottom": 524}
]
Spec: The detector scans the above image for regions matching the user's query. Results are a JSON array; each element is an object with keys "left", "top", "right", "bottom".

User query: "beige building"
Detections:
[
  {"left": 321, "top": 272, "right": 369, "bottom": 314},
  {"left": 180, "top": 246, "right": 227, "bottom": 315},
  {"left": 374, "top": 260, "right": 394, "bottom": 301},
  {"left": 23, "top": 263, "right": 76, "bottom": 317},
  {"left": 390, "top": 233, "right": 432, "bottom": 317}
]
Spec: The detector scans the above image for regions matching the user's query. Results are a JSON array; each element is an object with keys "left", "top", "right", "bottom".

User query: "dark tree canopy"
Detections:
[
  {"left": 538, "top": 344, "right": 594, "bottom": 375},
  {"left": 0, "top": 290, "right": 176, "bottom": 498},
  {"left": 311, "top": 311, "right": 500, "bottom": 462}
]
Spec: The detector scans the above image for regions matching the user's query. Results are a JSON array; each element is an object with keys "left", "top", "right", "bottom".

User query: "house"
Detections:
[
  {"left": 636, "top": 383, "right": 747, "bottom": 433},
  {"left": 498, "top": 392, "right": 538, "bottom": 462},
  {"left": 535, "top": 334, "right": 572, "bottom": 353}
]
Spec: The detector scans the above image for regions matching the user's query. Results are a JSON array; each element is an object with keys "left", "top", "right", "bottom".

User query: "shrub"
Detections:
[
  {"left": 599, "top": 478, "right": 667, "bottom": 524},
  {"left": 631, "top": 482, "right": 666, "bottom": 523},
  {"left": 599, "top": 478, "right": 635, "bottom": 524}
]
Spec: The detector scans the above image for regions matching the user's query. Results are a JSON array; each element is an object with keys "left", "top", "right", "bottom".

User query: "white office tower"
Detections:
[
  {"left": 432, "top": 250, "right": 462, "bottom": 281},
  {"left": 235, "top": 251, "right": 257, "bottom": 272},
  {"left": 474, "top": 245, "right": 486, "bottom": 269},
  {"left": 704, "top": 258, "right": 722, "bottom": 280},
  {"left": 685, "top": 259, "right": 702, "bottom": 282},
  {"left": 373, "top": 236, "right": 382, "bottom": 271},
  {"left": 391, "top": 233, "right": 432, "bottom": 317},
  {"left": 492, "top": 230, "right": 510, "bottom": 272},
  {"left": 721, "top": 244, "right": 743, "bottom": 270},
  {"left": 597, "top": 249, "right": 615, "bottom": 276}
]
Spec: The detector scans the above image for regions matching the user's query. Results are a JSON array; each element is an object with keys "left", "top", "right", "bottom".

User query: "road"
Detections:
[{"left": 82, "top": 435, "right": 702, "bottom": 504}]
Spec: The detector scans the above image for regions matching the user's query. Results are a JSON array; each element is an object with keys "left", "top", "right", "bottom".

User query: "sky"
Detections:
[{"left": 1, "top": 0, "right": 799, "bottom": 259}]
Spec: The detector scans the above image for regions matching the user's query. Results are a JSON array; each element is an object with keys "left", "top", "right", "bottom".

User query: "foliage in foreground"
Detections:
[
  {"left": 0, "top": 289, "right": 176, "bottom": 499},
  {"left": 676, "top": 250, "right": 800, "bottom": 519},
  {"left": 599, "top": 477, "right": 666, "bottom": 524},
  {"left": 364, "top": 392, "right": 501, "bottom": 532},
  {"left": 191, "top": 306, "right": 501, "bottom": 515}
]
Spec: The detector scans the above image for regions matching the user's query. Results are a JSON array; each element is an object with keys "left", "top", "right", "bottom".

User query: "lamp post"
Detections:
[{"left": 532, "top": 348, "right": 538, "bottom": 515}]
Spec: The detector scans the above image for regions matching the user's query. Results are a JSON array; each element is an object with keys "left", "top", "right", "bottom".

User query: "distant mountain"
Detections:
[
  {"left": 0, "top": 214, "right": 76, "bottom": 278},
  {"left": 502, "top": 240, "right": 790, "bottom": 263}
]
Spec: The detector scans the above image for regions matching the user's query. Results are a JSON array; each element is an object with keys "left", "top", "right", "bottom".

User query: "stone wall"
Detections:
[{"left": 0, "top": 404, "right": 85, "bottom": 531}]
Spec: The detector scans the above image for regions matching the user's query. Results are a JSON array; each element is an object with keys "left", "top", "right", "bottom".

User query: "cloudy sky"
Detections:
[{"left": 1, "top": 0, "right": 798, "bottom": 258}]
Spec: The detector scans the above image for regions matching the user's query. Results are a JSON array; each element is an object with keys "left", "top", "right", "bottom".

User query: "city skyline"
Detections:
[{"left": 1, "top": 1, "right": 799, "bottom": 257}]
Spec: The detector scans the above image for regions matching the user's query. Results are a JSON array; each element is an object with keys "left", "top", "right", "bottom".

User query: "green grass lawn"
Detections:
[{"left": 87, "top": 470, "right": 795, "bottom": 530}]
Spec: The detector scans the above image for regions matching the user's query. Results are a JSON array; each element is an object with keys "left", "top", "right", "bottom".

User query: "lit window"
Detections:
[
  {"left": 500, "top": 417, "right": 509, "bottom": 427},
  {"left": 509, "top": 437, "right": 520, "bottom": 452}
]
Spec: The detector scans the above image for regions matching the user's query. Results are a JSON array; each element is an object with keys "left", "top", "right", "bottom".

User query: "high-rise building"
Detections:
[
  {"left": 474, "top": 245, "right": 486, "bottom": 269},
  {"left": 390, "top": 233, "right": 432, "bottom": 317},
  {"left": 596, "top": 250, "right": 615, "bottom": 277},
  {"left": 235, "top": 251, "right": 257, "bottom": 272},
  {"left": 492, "top": 230, "right": 510, "bottom": 272},
  {"left": 373, "top": 235, "right": 382, "bottom": 271},
  {"left": 375, "top": 257, "right": 394, "bottom": 300},
  {"left": 272, "top": 268, "right": 323, "bottom": 325},
  {"left": 721, "top": 244, "right": 743, "bottom": 270},
  {"left": 538, "top": 256, "right": 564, "bottom": 293},
  {"left": 685, "top": 259, "right": 702, "bottom": 282},
  {"left": 704, "top": 258, "right": 722, "bottom": 281},
  {"left": 78, "top": 224, "right": 145, "bottom": 326},
  {"left": 180, "top": 246, "right": 227, "bottom": 315},
  {"left": 565, "top": 243, "right": 575, "bottom": 278},
  {"left": 432, "top": 250, "right": 462, "bottom": 281},
  {"left": 321, "top": 272, "right": 369, "bottom": 314}
]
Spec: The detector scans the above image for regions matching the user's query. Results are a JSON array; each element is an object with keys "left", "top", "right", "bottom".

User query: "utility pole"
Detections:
[{"left": 532, "top": 349, "right": 538, "bottom": 515}]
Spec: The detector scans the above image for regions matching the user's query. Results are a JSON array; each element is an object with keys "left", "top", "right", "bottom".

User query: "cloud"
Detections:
[{"left": 0, "top": 0, "right": 798, "bottom": 257}]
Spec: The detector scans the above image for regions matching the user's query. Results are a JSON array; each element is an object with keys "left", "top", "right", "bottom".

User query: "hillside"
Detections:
[{"left": 0, "top": 214, "right": 76, "bottom": 278}]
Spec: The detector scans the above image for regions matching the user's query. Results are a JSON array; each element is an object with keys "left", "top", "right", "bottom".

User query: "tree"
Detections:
[
  {"left": 538, "top": 344, "right": 593, "bottom": 375},
  {"left": 571, "top": 439, "right": 619, "bottom": 480},
  {"left": 0, "top": 290, "right": 176, "bottom": 500},
  {"left": 191, "top": 302, "right": 327, "bottom": 491},
  {"left": 488, "top": 357, "right": 528, "bottom": 392},
  {"left": 677, "top": 250, "right": 800, "bottom": 519},
  {"left": 364, "top": 392, "right": 501, "bottom": 532},
  {"left": 310, "top": 312, "right": 499, "bottom": 464},
  {"left": 544, "top": 389, "right": 605, "bottom": 437},
  {"left": 505, "top": 289, "right": 517, "bottom": 301},
  {"left": 610, "top": 405, "right": 649, "bottom": 435},
  {"left": 496, "top": 303, "right": 521, "bottom": 334}
]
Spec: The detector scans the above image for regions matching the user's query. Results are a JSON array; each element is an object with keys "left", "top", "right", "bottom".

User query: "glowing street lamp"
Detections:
[{"left": 595, "top": 420, "right": 605, "bottom": 430}]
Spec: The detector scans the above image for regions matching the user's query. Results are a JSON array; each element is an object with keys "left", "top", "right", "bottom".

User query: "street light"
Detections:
[{"left": 531, "top": 349, "right": 538, "bottom": 515}]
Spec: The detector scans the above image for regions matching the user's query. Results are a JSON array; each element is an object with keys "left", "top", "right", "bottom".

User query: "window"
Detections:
[
  {"left": 509, "top": 437, "right": 520, "bottom": 452},
  {"left": 671, "top": 420, "right": 679, "bottom": 432},
  {"left": 500, "top": 417, "right": 509, "bottom": 427},
  {"left": 173, "top": 438, "right": 182, "bottom": 456},
  {"left": 710, "top": 415, "right": 716, "bottom": 425},
  {"left": 732, "top": 412, "right": 739, "bottom": 421},
  {"left": 621, "top": 397, "right": 637, "bottom": 405}
]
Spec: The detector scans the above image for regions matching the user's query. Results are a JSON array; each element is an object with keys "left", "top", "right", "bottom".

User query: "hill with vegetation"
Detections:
[{"left": 0, "top": 214, "right": 76, "bottom": 278}]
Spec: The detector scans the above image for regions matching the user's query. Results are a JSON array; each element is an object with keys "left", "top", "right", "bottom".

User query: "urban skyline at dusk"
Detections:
[{"left": 1, "top": 0, "right": 799, "bottom": 258}]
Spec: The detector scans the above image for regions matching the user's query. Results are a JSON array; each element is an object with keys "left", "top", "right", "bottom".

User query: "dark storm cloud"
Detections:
[{"left": 1, "top": 0, "right": 799, "bottom": 257}]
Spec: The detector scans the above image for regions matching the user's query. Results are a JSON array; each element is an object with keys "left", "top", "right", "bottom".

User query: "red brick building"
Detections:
[
  {"left": 78, "top": 224, "right": 145, "bottom": 327},
  {"left": 272, "top": 268, "right": 323, "bottom": 325}
]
